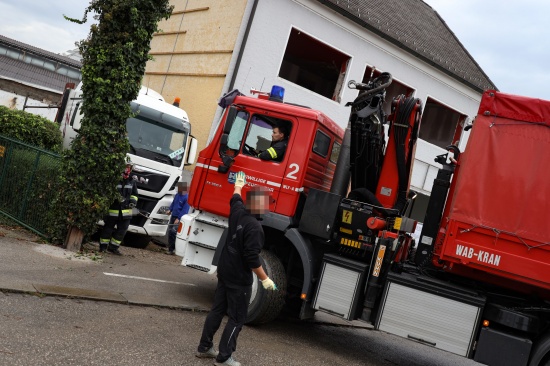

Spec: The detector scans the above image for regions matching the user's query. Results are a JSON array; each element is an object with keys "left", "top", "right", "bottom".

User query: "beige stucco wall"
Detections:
[{"left": 144, "top": 0, "right": 248, "bottom": 167}]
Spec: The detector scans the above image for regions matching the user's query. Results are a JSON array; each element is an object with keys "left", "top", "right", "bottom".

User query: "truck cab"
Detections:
[
  {"left": 58, "top": 83, "right": 198, "bottom": 246},
  {"left": 176, "top": 87, "right": 343, "bottom": 322},
  {"left": 188, "top": 89, "right": 343, "bottom": 219}
]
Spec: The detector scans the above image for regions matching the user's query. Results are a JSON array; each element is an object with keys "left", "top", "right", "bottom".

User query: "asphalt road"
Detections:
[{"left": 0, "top": 291, "right": 483, "bottom": 366}]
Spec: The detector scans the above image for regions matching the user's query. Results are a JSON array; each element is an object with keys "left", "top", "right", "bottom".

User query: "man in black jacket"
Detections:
[
  {"left": 99, "top": 162, "right": 139, "bottom": 255},
  {"left": 257, "top": 125, "right": 288, "bottom": 162},
  {"left": 196, "top": 172, "right": 277, "bottom": 366}
]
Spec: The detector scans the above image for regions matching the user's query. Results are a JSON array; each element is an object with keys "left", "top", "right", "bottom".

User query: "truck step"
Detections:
[
  {"left": 186, "top": 264, "right": 210, "bottom": 272},
  {"left": 195, "top": 217, "right": 228, "bottom": 229},
  {"left": 189, "top": 241, "right": 216, "bottom": 250},
  {"left": 183, "top": 241, "right": 217, "bottom": 272}
]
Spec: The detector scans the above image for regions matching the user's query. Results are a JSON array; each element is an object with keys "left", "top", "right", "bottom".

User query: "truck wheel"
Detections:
[
  {"left": 122, "top": 232, "right": 151, "bottom": 249},
  {"left": 246, "top": 250, "right": 286, "bottom": 325},
  {"left": 528, "top": 331, "right": 550, "bottom": 366}
]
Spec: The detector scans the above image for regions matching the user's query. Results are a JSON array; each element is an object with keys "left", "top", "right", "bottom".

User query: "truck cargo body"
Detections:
[{"left": 433, "top": 91, "right": 550, "bottom": 298}]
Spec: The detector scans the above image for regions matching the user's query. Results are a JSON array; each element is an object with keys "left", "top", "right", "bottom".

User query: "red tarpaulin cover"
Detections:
[{"left": 448, "top": 90, "right": 550, "bottom": 245}]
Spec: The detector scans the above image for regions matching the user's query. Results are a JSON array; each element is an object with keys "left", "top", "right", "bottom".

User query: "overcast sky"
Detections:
[{"left": 1, "top": 0, "right": 549, "bottom": 100}]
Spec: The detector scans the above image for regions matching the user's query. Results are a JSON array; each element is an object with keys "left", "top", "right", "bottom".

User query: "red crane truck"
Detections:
[{"left": 176, "top": 74, "right": 550, "bottom": 366}]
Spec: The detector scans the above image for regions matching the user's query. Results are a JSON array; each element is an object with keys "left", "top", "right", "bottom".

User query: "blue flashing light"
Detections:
[{"left": 269, "top": 85, "right": 285, "bottom": 103}]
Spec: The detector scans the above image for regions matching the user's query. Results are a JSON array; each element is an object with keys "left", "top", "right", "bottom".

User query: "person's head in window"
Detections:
[
  {"left": 256, "top": 125, "right": 289, "bottom": 162},
  {"left": 272, "top": 125, "right": 288, "bottom": 143}
]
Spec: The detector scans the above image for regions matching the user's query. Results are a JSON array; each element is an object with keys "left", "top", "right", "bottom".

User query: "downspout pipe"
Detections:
[{"left": 206, "top": 0, "right": 259, "bottom": 144}]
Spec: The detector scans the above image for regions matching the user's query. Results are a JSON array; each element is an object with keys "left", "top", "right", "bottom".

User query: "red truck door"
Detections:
[{"left": 197, "top": 106, "right": 296, "bottom": 218}]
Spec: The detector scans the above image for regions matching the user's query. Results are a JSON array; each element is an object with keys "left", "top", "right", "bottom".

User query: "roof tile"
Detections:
[{"left": 317, "top": 0, "right": 496, "bottom": 92}]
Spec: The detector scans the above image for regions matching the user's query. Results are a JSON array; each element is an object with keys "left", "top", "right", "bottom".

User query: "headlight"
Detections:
[{"left": 157, "top": 206, "right": 170, "bottom": 215}]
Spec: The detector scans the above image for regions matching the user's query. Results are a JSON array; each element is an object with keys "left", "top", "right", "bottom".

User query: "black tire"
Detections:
[
  {"left": 246, "top": 250, "right": 286, "bottom": 325},
  {"left": 122, "top": 232, "right": 151, "bottom": 249}
]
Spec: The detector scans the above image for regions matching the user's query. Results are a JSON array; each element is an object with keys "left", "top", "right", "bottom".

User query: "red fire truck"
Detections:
[{"left": 176, "top": 74, "right": 550, "bottom": 366}]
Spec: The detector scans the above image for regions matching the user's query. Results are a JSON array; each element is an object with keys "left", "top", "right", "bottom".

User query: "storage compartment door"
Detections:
[
  {"left": 377, "top": 282, "right": 481, "bottom": 357},
  {"left": 313, "top": 260, "right": 367, "bottom": 320}
]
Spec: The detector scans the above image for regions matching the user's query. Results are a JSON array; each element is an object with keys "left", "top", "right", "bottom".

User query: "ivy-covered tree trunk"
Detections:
[{"left": 54, "top": 0, "right": 172, "bottom": 250}]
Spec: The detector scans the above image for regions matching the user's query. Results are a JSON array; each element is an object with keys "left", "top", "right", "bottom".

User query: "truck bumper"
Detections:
[
  {"left": 97, "top": 220, "right": 168, "bottom": 238},
  {"left": 175, "top": 211, "right": 227, "bottom": 274},
  {"left": 97, "top": 196, "right": 173, "bottom": 238}
]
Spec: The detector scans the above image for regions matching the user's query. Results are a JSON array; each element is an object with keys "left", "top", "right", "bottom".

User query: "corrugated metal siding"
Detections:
[
  {"left": 378, "top": 282, "right": 481, "bottom": 357},
  {"left": 0, "top": 54, "right": 80, "bottom": 92}
]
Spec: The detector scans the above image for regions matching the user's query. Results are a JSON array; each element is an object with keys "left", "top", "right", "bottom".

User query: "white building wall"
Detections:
[
  {"left": 0, "top": 90, "right": 58, "bottom": 121},
  {"left": 230, "top": 0, "right": 483, "bottom": 194}
]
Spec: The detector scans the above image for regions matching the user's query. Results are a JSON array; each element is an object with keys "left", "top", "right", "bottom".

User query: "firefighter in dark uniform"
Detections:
[
  {"left": 257, "top": 126, "right": 288, "bottom": 162},
  {"left": 99, "top": 161, "right": 139, "bottom": 255}
]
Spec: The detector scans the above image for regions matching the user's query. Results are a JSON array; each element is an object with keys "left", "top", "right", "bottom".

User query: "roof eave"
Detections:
[{"left": 316, "top": 0, "right": 493, "bottom": 94}]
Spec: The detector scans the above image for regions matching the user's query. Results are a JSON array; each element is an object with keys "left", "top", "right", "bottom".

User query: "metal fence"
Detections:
[{"left": 0, "top": 135, "right": 61, "bottom": 237}]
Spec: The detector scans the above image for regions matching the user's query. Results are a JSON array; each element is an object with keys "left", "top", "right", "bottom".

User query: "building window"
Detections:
[
  {"left": 279, "top": 28, "right": 350, "bottom": 102},
  {"left": 419, "top": 98, "right": 466, "bottom": 149}
]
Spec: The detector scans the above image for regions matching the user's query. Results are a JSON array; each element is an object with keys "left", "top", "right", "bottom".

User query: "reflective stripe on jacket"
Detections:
[
  {"left": 108, "top": 177, "right": 139, "bottom": 217},
  {"left": 258, "top": 139, "right": 288, "bottom": 162}
]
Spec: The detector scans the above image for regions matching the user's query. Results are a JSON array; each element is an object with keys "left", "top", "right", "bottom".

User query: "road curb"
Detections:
[
  {"left": 33, "top": 284, "right": 128, "bottom": 304},
  {"left": 0, "top": 284, "right": 211, "bottom": 314},
  {"left": 0, "top": 284, "right": 374, "bottom": 330}
]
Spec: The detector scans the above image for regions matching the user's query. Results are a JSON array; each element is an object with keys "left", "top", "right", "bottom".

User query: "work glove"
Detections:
[
  {"left": 234, "top": 171, "right": 246, "bottom": 188},
  {"left": 128, "top": 198, "right": 137, "bottom": 209},
  {"left": 261, "top": 277, "right": 277, "bottom": 291}
]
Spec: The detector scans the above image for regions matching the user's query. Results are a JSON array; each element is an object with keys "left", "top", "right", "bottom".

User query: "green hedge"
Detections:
[
  {"left": 0, "top": 136, "right": 61, "bottom": 236},
  {"left": 0, "top": 106, "right": 63, "bottom": 152}
]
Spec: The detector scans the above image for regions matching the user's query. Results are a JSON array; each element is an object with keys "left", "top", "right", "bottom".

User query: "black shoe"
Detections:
[
  {"left": 107, "top": 246, "right": 122, "bottom": 255},
  {"left": 165, "top": 250, "right": 175, "bottom": 255},
  {"left": 99, "top": 244, "right": 108, "bottom": 253}
]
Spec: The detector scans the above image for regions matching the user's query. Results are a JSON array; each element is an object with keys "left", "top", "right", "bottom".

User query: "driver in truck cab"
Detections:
[{"left": 252, "top": 125, "right": 288, "bottom": 162}]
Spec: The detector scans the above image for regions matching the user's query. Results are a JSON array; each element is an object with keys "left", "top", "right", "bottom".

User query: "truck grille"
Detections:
[
  {"left": 131, "top": 171, "right": 169, "bottom": 193},
  {"left": 130, "top": 197, "right": 158, "bottom": 227}
]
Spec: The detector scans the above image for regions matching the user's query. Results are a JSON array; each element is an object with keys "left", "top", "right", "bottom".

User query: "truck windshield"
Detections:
[{"left": 126, "top": 115, "right": 188, "bottom": 167}]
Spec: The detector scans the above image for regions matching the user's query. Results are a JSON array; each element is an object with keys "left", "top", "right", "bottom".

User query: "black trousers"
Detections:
[
  {"left": 198, "top": 277, "right": 251, "bottom": 362},
  {"left": 100, "top": 214, "right": 131, "bottom": 247},
  {"left": 168, "top": 216, "right": 178, "bottom": 252}
]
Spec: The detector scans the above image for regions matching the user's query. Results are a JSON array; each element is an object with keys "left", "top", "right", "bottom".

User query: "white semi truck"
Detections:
[{"left": 57, "top": 82, "right": 197, "bottom": 247}]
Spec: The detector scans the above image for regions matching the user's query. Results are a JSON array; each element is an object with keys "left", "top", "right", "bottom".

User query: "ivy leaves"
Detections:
[{"left": 52, "top": 0, "right": 173, "bottom": 243}]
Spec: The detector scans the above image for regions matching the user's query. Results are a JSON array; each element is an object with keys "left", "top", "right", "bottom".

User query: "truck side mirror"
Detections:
[
  {"left": 70, "top": 102, "right": 83, "bottom": 131},
  {"left": 218, "top": 133, "right": 234, "bottom": 173},
  {"left": 185, "top": 136, "right": 198, "bottom": 166},
  {"left": 223, "top": 106, "right": 238, "bottom": 134},
  {"left": 220, "top": 133, "right": 229, "bottom": 145},
  {"left": 218, "top": 155, "right": 234, "bottom": 173}
]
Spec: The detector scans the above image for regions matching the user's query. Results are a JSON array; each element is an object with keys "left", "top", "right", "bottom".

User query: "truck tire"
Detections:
[
  {"left": 246, "top": 250, "right": 286, "bottom": 325},
  {"left": 528, "top": 330, "right": 550, "bottom": 366},
  {"left": 122, "top": 232, "right": 151, "bottom": 249}
]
